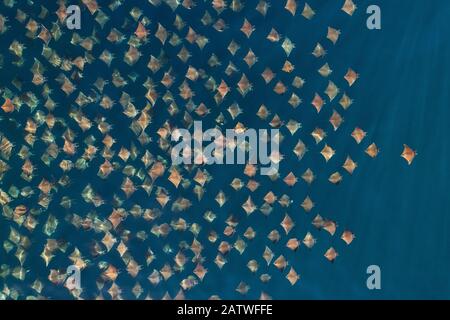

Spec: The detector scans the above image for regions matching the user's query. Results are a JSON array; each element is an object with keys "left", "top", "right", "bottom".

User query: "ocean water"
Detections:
[{"left": 0, "top": 0, "right": 449, "bottom": 300}]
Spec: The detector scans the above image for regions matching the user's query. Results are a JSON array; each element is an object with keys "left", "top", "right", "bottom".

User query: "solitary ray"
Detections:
[
  {"left": 302, "top": 3, "right": 315, "bottom": 19},
  {"left": 324, "top": 247, "right": 338, "bottom": 262},
  {"left": 351, "top": 127, "right": 366, "bottom": 144},
  {"left": 286, "top": 238, "right": 300, "bottom": 251},
  {"left": 301, "top": 196, "right": 314, "bottom": 212},
  {"left": 321, "top": 144, "right": 335, "bottom": 162},
  {"left": 311, "top": 93, "right": 325, "bottom": 113},
  {"left": 342, "top": 0, "right": 357, "bottom": 16},
  {"left": 327, "top": 27, "right": 341, "bottom": 44},
  {"left": 303, "top": 232, "right": 316, "bottom": 248},
  {"left": 240, "top": 19, "right": 254, "bottom": 38},
  {"left": 344, "top": 68, "right": 359, "bottom": 86},
  {"left": 286, "top": 267, "right": 300, "bottom": 285},
  {"left": 342, "top": 156, "right": 357, "bottom": 174},
  {"left": 401, "top": 144, "right": 417, "bottom": 165},
  {"left": 284, "top": 0, "right": 297, "bottom": 16},
  {"left": 341, "top": 231, "right": 355, "bottom": 245},
  {"left": 366, "top": 143, "right": 379, "bottom": 158},
  {"left": 1, "top": 98, "right": 15, "bottom": 113}
]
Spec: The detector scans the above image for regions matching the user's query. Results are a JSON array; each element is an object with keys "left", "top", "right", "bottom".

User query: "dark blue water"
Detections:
[{"left": 0, "top": 0, "right": 449, "bottom": 299}]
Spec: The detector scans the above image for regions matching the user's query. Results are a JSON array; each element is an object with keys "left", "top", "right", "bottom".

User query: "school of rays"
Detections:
[{"left": 0, "top": 0, "right": 414, "bottom": 300}]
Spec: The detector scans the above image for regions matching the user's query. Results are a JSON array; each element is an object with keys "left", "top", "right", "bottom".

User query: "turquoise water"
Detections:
[{"left": 0, "top": 0, "right": 449, "bottom": 299}]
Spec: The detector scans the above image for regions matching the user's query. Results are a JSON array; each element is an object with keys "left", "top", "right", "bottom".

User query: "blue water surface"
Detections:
[{"left": 0, "top": 0, "right": 449, "bottom": 300}]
